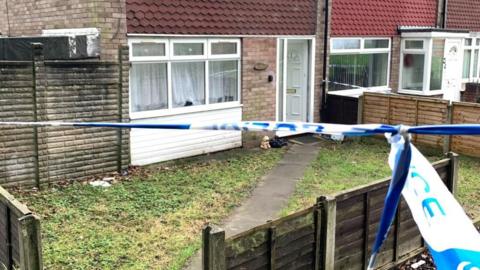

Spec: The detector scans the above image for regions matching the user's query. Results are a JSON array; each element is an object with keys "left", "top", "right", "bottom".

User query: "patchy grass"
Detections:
[
  {"left": 281, "top": 137, "right": 480, "bottom": 220},
  {"left": 457, "top": 155, "right": 480, "bottom": 218},
  {"left": 13, "top": 148, "right": 285, "bottom": 270}
]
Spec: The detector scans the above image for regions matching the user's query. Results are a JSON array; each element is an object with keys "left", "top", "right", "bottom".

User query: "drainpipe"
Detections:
[
  {"left": 321, "top": 0, "right": 329, "bottom": 121},
  {"left": 443, "top": 0, "right": 448, "bottom": 28}
]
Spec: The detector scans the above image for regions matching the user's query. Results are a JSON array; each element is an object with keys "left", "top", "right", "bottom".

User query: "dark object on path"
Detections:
[{"left": 269, "top": 136, "right": 288, "bottom": 148}]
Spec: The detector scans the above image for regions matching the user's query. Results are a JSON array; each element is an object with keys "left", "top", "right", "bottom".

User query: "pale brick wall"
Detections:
[
  {"left": 0, "top": 46, "right": 130, "bottom": 187},
  {"left": 389, "top": 36, "right": 401, "bottom": 92},
  {"left": 0, "top": 0, "right": 8, "bottom": 35},
  {"left": 0, "top": 0, "right": 127, "bottom": 60},
  {"left": 241, "top": 38, "right": 277, "bottom": 121}
]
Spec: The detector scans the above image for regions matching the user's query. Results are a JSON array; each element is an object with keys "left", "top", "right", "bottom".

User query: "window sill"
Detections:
[
  {"left": 328, "top": 87, "right": 391, "bottom": 98},
  {"left": 130, "top": 102, "right": 243, "bottom": 120}
]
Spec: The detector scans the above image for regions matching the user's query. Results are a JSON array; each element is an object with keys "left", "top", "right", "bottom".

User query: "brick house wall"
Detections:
[
  {"left": 389, "top": 37, "right": 401, "bottom": 92},
  {"left": 0, "top": 0, "right": 8, "bottom": 35},
  {"left": 241, "top": 38, "right": 277, "bottom": 121},
  {"left": 0, "top": 0, "right": 127, "bottom": 60}
]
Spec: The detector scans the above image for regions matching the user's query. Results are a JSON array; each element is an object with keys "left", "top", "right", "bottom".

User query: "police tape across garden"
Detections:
[{"left": 1, "top": 121, "right": 480, "bottom": 269}]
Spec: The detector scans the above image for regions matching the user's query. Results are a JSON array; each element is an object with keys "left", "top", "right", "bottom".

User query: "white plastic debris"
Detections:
[
  {"left": 89, "top": 180, "right": 111, "bottom": 188},
  {"left": 411, "top": 260, "right": 426, "bottom": 269},
  {"left": 331, "top": 134, "right": 345, "bottom": 141},
  {"left": 102, "top": 177, "right": 115, "bottom": 182}
]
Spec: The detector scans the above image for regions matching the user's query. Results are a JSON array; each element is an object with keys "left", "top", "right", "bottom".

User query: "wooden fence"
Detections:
[
  {"left": 0, "top": 45, "right": 130, "bottom": 187},
  {"left": 202, "top": 154, "right": 458, "bottom": 270},
  {"left": 0, "top": 186, "right": 42, "bottom": 270},
  {"left": 359, "top": 92, "right": 480, "bottom": 157}
]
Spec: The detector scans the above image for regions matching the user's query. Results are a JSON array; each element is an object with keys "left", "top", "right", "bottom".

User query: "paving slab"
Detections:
[{"left": 184, "top": 138, "right": 321, "bottom": 270}]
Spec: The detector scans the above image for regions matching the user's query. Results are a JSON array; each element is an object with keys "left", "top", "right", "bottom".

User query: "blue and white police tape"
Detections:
[
  {"left": 372, "top": 133, "right": 480, "bottom": 270},
  {"left": 0, "top": 121, "right": 400, "bottom": 136},
  {"left": 3, "top": 121, "right": 480, "bottom": 136},
  {"left": 1, "top": 120, "right": 480, "bottom": 269}
]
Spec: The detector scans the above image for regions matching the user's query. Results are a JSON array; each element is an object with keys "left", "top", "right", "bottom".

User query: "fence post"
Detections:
[
  {"left": 5, "top": 206, "right": 13, "bottom": 269},
  {"left": 314, "top": 204, "right": 322, "bottom": 270},
  {"left": 443, "top": 104, "right": 453, "bottom": 153},
  {"left": 357, "top": 94, "right": 364, "bottom": 124},
  {"left": 18, "top": 214, "right": 42, "bottom": 270},
  {"left": 362, "top": 192, "right": 371, "bottom": 269},
  {"left": 447, "top": 152, "right": 459, "bottom": 196},
  {"left": 318, "top": 196, "right": 336, "bottom": 270},
  {"left": 202, "top": 224, "right": 226, "bottom": 270},
  {"left": 268, "top": 225, "right": 277, "bottom": 270}
]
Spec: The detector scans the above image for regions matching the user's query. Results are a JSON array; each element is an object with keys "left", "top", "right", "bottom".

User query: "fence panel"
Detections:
[
  {"left": 226, "top": 207, "right": 318, "bottom": 270},
  {"left": 202, "top": 155, "right": 458, "bottom": 270},
  {"left": 415, "top": 98, "right": 449, "bottom": 148},
  {"left": 0, "top": 61, "right": 37, "bottom": 187},
  {"left": 0, "top": 186, "right": 42, "bottom": 270},
  {"left": 0, "top": 46, "right": 130, "bottom": 187},
  {"left": 362, "top": 93, "right": 449, "bottom": 149},
  {"left": 332, "top": 157, "right": 455, "bottom": 270},
  {"left": 451, "top": 102, "right": 480, "bottom": 157}
]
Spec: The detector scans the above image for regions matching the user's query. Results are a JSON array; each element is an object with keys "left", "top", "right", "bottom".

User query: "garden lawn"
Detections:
[
  {"left": 281, "top": 137, "right": 480, "bottom": 220},
  {"left": 13, "top": 148, "right": 285, "bottom": 270}
]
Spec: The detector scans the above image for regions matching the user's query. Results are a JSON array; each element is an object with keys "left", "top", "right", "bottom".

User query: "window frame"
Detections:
[
  {"left": 462, "top": 37, "right": 480, "bottom": 83},
  {"left": 328, "top": 37, "right": 392, "bottom": 92},
  {"left": 129, "top": 38, "right": 242, "bottom": 119},
  {"left": 398, "top": 38, "right": 444, "bottom": 95},
  {"left": 208, "top": 39, "right": 241, "bottom": 59},
  {"left": 170, "top": 38, "right": 208, "bottom": 60},
  {"left": 129, "top": 38, "right": 169, "bottom": 62}
]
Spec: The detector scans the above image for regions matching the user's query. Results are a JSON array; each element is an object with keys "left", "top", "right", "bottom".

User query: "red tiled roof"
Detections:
[
  {"left": 447, "top": 0, "right": 480, "bottom": 31},
  {"left": 331, "top": 0, "right": 438, "bottom": 37},
  {"left": 126, "top": 0, "right": 317, "bottom": 36}
]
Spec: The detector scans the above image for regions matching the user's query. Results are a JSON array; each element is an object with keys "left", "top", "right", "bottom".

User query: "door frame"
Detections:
[{"left": 276, "top": 37, "right": 316, "bottom": 123}]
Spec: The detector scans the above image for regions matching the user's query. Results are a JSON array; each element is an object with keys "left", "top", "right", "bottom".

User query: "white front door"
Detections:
[
  {"left": 286, "top": 40, "right": 309, "bottom": 122},
  {"left": 443, "top": 38, "right": 463, "bottom": 102}
]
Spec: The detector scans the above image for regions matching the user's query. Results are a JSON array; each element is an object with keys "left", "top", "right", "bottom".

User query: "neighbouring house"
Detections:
[
  {"left": 325, "top": 0, "right": 480, "bottom": 107},
  {"left": 0, "top": 0, "right": 327, "bottom": 183},
  {"left": 445, "top": 0, "right": 480, "bottom": 102},
  {"left": 326, "top": 0, "right": 471, "bottom": 103}
]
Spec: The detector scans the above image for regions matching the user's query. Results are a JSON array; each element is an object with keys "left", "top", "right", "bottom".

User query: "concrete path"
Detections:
[{"left": 184, "top": 137, "right": 321, "bottom": 269}]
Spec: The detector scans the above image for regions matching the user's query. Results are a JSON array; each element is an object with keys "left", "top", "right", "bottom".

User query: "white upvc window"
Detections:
[
  {"left": 399, "top": 38, "right": 445, "bottom": 95},
  {"left": 208, "top": 39, "right": 241, "bottom": 59},
  {"left": 130, "top": 39, "right": 169, "bottom": 61},
  {"left": 171, "top": 39, "right": 207, "bottom": 60},
  {"left": 129, "top": 38, "right": 241, "bottom": 119},
  {"left": 399, "top": 39, "right": 429, "bottom": 93},
  {"left": 328, "top": 37, "right": 391, "bottom": 92},
  {"left": 462, "top": 37, "right": 480, "bottom": 82}
]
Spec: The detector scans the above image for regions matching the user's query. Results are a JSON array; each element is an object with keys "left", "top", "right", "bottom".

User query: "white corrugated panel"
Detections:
[
  {"left": 276, "top": 130, "right": 308, "bottom": 137},
  {"left": 130, "top": 107, "right": 242, "bottom": 165}
]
